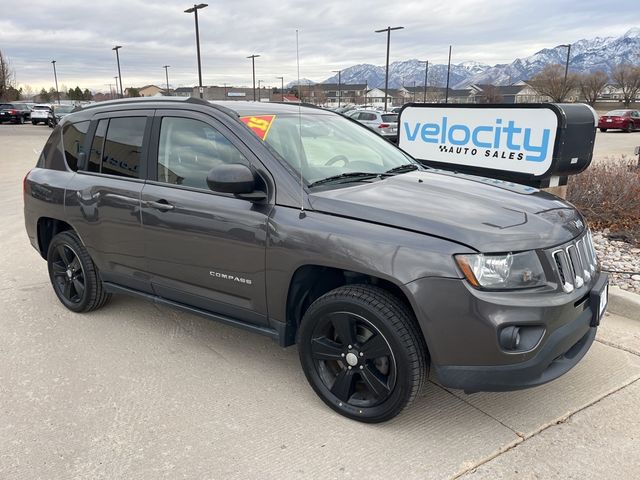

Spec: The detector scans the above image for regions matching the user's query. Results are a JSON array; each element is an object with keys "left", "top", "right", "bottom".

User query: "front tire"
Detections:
[
  {"left": 47, "top": 231, "right": 111, "bottom": 313},
  {"left": 599, "top": 128, "right": 607, "bottom": 132},
  {"left": 298, "top": 285, "right": 427, "bottom": 423},
  {"left": 625, "top": 122, "right": 633, "bottom": 133}
]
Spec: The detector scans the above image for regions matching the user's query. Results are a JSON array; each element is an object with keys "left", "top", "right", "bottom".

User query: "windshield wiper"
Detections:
[
  {"left": 384, "top": 163, "right": 419, "bottom": 174},
  {"left": 308, "top": 172, "right": 381, "bottom": 188}
]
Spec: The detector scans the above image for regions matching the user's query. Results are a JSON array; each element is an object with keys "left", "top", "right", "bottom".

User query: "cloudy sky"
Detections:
[{"left": 3, "top": 0, "right": 639, "bottom": 93}]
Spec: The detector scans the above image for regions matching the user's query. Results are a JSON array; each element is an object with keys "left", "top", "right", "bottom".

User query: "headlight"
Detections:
[{"left": 455, "top": 251, "right": 546, "bottom": 289}]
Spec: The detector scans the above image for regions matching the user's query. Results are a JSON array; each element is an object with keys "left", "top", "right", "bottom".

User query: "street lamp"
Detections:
[
  {"left": 422, "top": 60, "right": 429, "bottom": 103},
  {"left": 276, "top": 76, "right": 284, "bottom": 101},
  {"left": 560, "top": 43, "right": 572, "bottom": 101},
  {"left": 375, "top": 26, "right": 404, "bottom": 112},
  {"left": 112, "top": 46, "right": 124, "bottom": 98},
  {"left": 247, "top": 54, "right": 260, "bottom": 101},
  {"left": 163, "top": 65, "right": 171, "bottom": 96},
  {"left": 332, "top": 70, "right": 342, "bottom": 107},
  {"left": 184, "top": 3, "right": 208, "bottom": 99},
  {"left": 51, "top": 60, "right": 60, "bottom": 105},
  {"left": 445, "top": 45, "right": 452, "bottom": 103}
]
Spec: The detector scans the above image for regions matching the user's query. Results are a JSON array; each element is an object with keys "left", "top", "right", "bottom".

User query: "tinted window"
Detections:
[
  {"left": 360, "top": 113, "right": 377, "bottom": 121},
  {"left": 97, "top": 117, "right": 146, "bottom": 178},
  {"left": 381, "top": 114, "right": 398, "bottom": 123},
  {"left": 157, "top": 117, "right": 248, "bottom": 189},
  {"left": 62, "top": 121, "right": 90, "bottom": 171},
  {"left": 88, "top": 119, "right": 107, "bottom": 173}
]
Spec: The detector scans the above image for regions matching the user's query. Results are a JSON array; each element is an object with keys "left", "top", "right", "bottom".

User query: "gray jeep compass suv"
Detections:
[{"left": 23, "top": 97, "right": 608, "bottom": 422}]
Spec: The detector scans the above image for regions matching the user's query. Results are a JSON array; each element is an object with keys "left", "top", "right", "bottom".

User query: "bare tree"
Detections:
[
  {"left": 529, "top": 64, "right": 579, "bottom": 102},
  {"left": 577, "top": 71, "right": 608, "bottom": 105},
  {"left": 480, "top": 85, "right": 503, "bottom": 103},
  {"left": 0, "top": 49, "right": 16, "bottom": 101},
  {"left": 611, "top": 64, "right": 640, "bottom": 107}
]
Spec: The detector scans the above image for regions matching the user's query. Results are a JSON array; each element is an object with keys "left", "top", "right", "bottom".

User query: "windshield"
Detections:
[
  {"left": 55, "top": 105, "right": 74, "bottom": 113},
  {"left": 241, "top": 112, "right": 416, "bottom": 186},
  {"left": 605, "top": 110, "right": 628, "bottom": 116}
]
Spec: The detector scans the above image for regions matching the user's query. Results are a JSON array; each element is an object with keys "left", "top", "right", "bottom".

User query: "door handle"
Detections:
[{"left": 145, "top": 199, "right": 175, "bottom": 211}]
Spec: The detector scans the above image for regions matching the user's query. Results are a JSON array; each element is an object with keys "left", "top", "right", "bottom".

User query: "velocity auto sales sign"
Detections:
[{"left": 399, "top": 106, "right": 558, "bottom": 176}]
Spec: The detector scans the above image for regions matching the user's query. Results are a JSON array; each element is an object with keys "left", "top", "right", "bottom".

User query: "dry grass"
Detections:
[{"left": 567, "top": 155, "right": 640, "bottom": 245}]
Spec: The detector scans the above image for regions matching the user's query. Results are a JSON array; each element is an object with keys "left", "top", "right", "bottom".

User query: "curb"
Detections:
[{"left": 608, "top": 286, "right": 640, "bottom": 322}]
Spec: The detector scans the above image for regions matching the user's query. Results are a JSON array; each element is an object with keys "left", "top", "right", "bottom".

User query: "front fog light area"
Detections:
[
  {"left": 499, "top": 325, "right": 545, "bottom": 352},
  {"left": 455, "top": 251, "right": 546, "bottom": 289}
]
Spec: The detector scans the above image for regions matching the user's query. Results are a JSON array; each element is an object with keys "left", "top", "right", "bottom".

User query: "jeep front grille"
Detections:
[{"left": 551, "top": 231, "right": 598, "bottom": 293}]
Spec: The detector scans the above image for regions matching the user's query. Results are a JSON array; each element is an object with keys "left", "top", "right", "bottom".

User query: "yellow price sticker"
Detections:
[{"left": 240, "top": 115, "right": 276, "bottom": 141}]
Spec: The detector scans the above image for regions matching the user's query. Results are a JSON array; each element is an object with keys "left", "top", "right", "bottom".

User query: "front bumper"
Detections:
[{"left": 406, "top": 271, "right": 608, "bottom": 392}]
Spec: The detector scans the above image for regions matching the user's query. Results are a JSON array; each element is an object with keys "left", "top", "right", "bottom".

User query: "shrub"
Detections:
[{"left": 567, "top": 156, "right": 640, "bottom": 245}]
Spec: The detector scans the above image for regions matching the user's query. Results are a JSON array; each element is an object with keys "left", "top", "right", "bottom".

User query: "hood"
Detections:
[{"left": 308, "top": 170, "right": 585, "bottom": 252}]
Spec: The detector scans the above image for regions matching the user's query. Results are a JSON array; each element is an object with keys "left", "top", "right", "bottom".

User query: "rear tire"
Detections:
[
  {"left": 298, "top": 284, "right": 427, "bottom": 423},
  {"left": 625, "top": 122, "right": 634, "bottom": 133},
  {"left": 599, "top": 128, "right": 607, "bottom": 132},
  {"left": 47, "top": 231, "right": 111, "bottom": 313},
  {"left": 31, "top": 120, "right": 37, "bottom": 125}
]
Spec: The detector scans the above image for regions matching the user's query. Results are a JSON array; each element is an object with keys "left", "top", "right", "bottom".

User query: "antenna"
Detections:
[{"left": 296, "top": 29, "right": 305, "bottom": 218}]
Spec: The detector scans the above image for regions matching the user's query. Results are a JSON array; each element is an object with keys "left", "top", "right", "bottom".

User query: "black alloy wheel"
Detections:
[
  {"left": 298, "top": 285, "right": 427, "bottom": 423},
  {"left": 47, "top": 231, "right": 111, "bottom": 313},
  {"left": 50, "top": 243, "right": 85, "bottom": 304}
]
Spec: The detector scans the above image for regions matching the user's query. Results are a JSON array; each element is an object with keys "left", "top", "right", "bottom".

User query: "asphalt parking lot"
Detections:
[{"left": 1, "top": 123, "right": 640, "bottom": 479}]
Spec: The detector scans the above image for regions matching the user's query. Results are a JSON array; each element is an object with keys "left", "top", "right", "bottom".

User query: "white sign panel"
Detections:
[{"left": 399, "top": 107, "right": 558, "bottom": 176}]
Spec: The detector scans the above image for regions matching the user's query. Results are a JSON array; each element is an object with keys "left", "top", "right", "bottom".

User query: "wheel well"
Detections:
[
  {"left": 284, "top": 265, "right": 416, "bottom": 346},
  {"left": 37, "top": 218, "right": 73, "bottom": 259}
]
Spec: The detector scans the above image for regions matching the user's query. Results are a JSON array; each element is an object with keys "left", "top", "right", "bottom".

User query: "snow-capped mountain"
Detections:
[
  {"left": 321, "top": 29, "right": 640, "bottom": 89},
  {"left": 458, "top": 28, "right": 640, "bottom": 87},
  {"left": 323, "top": 59, "right": 490, "bottom": 89}
]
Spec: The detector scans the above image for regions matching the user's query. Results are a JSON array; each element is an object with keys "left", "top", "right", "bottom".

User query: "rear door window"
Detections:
[{"left": 87, "top": 117, "right": 146, "bottom": 178}]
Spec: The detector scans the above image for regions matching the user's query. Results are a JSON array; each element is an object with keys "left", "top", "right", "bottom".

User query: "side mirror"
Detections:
[{"left": 206, "top": 164, "right": 264, "bottom": 199}]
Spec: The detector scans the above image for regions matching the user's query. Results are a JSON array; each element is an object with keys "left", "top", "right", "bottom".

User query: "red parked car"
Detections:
[{"left": 597, "top": 109, "right": 640, "bottom": 132}]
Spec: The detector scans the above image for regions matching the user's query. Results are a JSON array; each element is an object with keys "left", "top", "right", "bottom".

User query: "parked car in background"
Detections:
[
  {"left": 597, "top": 109, "right": 640, "bottom": 132},
  {"left": 0, "top": 103, "right": 31, "bottom": 124},
  {"left": 348, "top": 109, "right": 399, "bottom": 142},
  {"left": 48, "top": 104, "right": 76, "bottom": 128},
  {"left": 30, "top": 104, "right": 53, "bottom": 125}
]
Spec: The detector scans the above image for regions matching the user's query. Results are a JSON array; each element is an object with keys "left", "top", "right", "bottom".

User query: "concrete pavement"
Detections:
[{"left": 1, "top": 124, "right": 639, "bottom": 479}]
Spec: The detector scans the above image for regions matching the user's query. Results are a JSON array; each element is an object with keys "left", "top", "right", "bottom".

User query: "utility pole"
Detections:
[
  {"left": 163, "top": 65, "right": 171, "bottom": 96},
  {"left": 184, "top": 3, "right": 208, "bottom": 99},
  {"left": 560, "top": 43, "right": 572, "bottom": 102},
  {"left": 375, "top": 26, "right": 404, "bottom": 112},
  {"left": 332, "top": 70, "right": 342, "bottom": 107},
  {"left": 422, "top": 60, "right": 429, "bottom": 103},
  {"left": 112, "top": 46, "right": 124, "bottom": 98},
  {"left": 258, "top": 79, "right": 262, "bottom": 101},
  {"left": 247, "top": 54, "right": 260, "bottom": 101},
  {"left": 276, "top": 76, "right": 284, "bottom": 101},
  {"left": 445, "top": 45, "right": 452, "bottom": 103},
  {"left": 51, "top": 60, "right": 60, "bottom": 104}
]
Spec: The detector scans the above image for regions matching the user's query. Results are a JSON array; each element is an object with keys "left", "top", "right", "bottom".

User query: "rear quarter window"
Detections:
[{"left": 62, "top": 121, "right": 90, "bottom": 171}]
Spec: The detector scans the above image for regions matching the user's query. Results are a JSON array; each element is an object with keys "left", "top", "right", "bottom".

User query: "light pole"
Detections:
[
  {"left": 445, "top": 45, "right": 452, "bottom": 103},
  {"left": 51, "top": 60, "right": 60, "bottom": 104},
  {"left": 332, "top": 70, "right": 342, "bottom": 107},
  {"left": 184, "top": 3, "right": 208, "bottom": 99},
  {"left": 375, "top": 26, "right": 404, "bottom": 112},
  {"left": 112, "top": 46, "right": 123, "bottom": 98},
  {"left": 247, "top": 54, "right": 260, "bottom": 101},
  {"left": 163, "top": 65, "right": 171, "bottom": 96},
  {"left": 422, "top": 60, "right": 429, "bottom": 103},
  {"left": 276, "top": 76, "right": 284, "bottom": 101},
  {"left": 560, "top": 43, "right": 572, "bottom": 101},
  {"left": 257, "top": 79, "right": 262, "bottom": 101}
]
